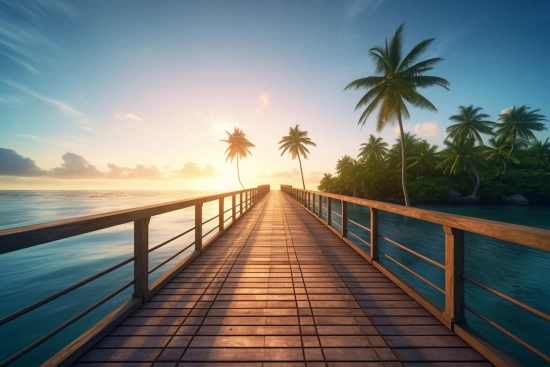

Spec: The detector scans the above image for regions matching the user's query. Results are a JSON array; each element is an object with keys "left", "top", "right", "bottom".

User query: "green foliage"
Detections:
[{"left": 408, "top": 177, "right": 453, "bottom": 200}]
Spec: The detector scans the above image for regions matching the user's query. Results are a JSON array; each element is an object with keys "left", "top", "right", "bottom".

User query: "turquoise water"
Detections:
[
  {"left": 317, "top": 196, "right": 550, "bottom": 367},
  {"left": 1, "top": 191, "right": 549, "bottom": 366},
  {"left": 0, "top": 190, "right": 228, "bottom": 366}
]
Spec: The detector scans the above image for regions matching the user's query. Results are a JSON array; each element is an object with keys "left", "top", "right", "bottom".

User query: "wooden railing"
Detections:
[
  {"left": 281, "top": 185, "right": 550, "bottom": 367},
  {"left": 0, "top": 185, "right": 270, "bottom": 367}
]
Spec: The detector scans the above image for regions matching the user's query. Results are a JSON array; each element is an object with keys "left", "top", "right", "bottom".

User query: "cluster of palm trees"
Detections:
[
  {"left": 222, "top": 125, "right": 316, "bottom": 190},
  {"left": 221, "top": 23, "right": 548, "bottom": 205},
  {"left": 318, "top": 104, "right": 548, "bottom": 202}
]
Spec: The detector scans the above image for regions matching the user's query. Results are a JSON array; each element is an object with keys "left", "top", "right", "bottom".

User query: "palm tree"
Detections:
[
  {"left": 221, "top": 127, "right": 255, "bottom": 189},
  {"left": 345, "top": 23, "right": 449, "bottom": 206},
  {"left": 408, "top": 140, "right": 439, "bottom": 178},
  {"left": 358, "top": 135, "right": 389, "bottom": 166},
  {"left": 436, "top": 138, "right": 485, "bottom": 198},
  {"left": 386, "top": 132, "right": 421, "bottom": 169},
  {"left": 446, "top": 105, "right": 495, "bottom": 145},
  {"left": 484, "top": 135, "right": 520, "bottom": 179},
  {"left": 318, "top": 173, "right": 337, "bottom": 192},
  {"left": 495, "top": 105, "right": 547, "bottom": 176},
  {"left": 336, "top": 155, "right": 359, "bottom": 196},
  {"left": 527, "top": 138, "right": 550, "bottom": 170},
  {"left": 278, "top": 124, "right": 317, "bottom": 189}
]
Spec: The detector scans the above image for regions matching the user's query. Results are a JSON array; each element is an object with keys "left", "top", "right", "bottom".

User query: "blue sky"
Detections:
[{"left": 1, "top": 0, "right": 549, "bottom": 189}]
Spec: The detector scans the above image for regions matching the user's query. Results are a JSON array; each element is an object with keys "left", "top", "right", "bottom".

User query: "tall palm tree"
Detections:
[
  {"left": 495, "top": 105, "right": 547, "bottom": 176},
  {"left": 446, "top": 105, "right": 495, "bottom": 145},
  {"left": 358, "top": 135, "right": 389, "bottom": 166},
  {"left": 436, "top": 138, "right": 485, "bottom": 198},
  {"left": 345, "top": 23, "right": 449, "bottom": 206},
  {"left": 408, "top": 140, "right": 439, "bottom": 178},
  {"left": 221, "top": 127, "right": 255, "bottom": 189},
  {"left": 278, "top": 124, "right": 316, "bottom": 189}
]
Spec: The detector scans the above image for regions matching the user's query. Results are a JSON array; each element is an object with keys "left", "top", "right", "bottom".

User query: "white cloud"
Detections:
[
  {"left": 258, "top": 92, "right": 271, "bottom": 112},
  {"left": 413, "top": 121, "right": 440, "bottom": 137},
  {"left": 114, "top": 113, "right": 143, "bottom": 121}
]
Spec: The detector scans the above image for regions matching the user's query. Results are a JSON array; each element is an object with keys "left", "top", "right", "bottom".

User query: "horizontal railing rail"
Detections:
[
  {"left": 0, "top": 185, "right": 270, "bottom": 367},
  {"left": 281, "top": 184, "right": 550, "bottom": 367}
]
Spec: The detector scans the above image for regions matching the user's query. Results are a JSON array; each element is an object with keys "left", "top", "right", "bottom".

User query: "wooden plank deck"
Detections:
[{"left": 74, "top": 191, "right": 491, "bottom": 367}]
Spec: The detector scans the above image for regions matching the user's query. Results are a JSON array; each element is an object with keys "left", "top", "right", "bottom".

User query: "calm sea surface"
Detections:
[{"left": 1, "top": 190, "right": 549, "bottom": 366}]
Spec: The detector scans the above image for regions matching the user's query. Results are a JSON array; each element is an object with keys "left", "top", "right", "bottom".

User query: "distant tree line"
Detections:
[{"left": 318, "top": 105, "right": 549, "bottom": 204}]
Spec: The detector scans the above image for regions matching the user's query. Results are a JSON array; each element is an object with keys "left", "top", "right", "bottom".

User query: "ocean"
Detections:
[{"left": 1, "top": 190, "right": 549, "bottom": 366}]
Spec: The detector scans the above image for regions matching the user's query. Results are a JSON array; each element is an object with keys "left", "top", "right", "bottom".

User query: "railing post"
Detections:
[
  {"left": 232, "top": 194, "right": 236, "bottom": 222},
  {"left": 342, "top": 200, "right": 347, "bottom": 237},
  {"left": 327, "top": 197, "right": 332, "bottom": 225},
  {"left": 246, "top": 191, "right": 249, "bottom": 211},
  {"left": 133, "top": 217, "right": 150, "bottom": 300},
  {"left": 444, "top": 225, "right": 465, "bottom": 326},
  {"left": 240, "top": 193, "right": 243, "bottom": 215},
  {"left": 195, "top": 202, "right": 203, "bottom": 251},
  {"left": 318, "top": 195, "right": 322, "bottom": 218},
  {"left": 370, "top": 208, "right": 378, "bottom": 260},
  {"left": 307, "top": 192, "right": 310, "bottom": 210},
  {"left": 219, "top": 197, "right": 224, "bottom": 231}
]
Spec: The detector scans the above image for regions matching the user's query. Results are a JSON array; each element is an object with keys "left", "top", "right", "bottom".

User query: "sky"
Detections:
[{"left": 1, "top": 0, "right": 549, "bottom": 190}]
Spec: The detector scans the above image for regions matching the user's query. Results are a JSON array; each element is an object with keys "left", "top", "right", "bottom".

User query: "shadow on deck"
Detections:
[{"left": 74, "top": 191, "right": 490, "bottom": 366}]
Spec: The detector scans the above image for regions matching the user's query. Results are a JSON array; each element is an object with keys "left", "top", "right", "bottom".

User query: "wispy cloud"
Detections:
[
  {"left": 0, "top": 77, "right": 85, "bottom": 118},
  {"left": 114, "top": 113, "right": 143, "bottom": 121},
  {"left": 344, "top": 0, "right": 386, "bottom": 18}
]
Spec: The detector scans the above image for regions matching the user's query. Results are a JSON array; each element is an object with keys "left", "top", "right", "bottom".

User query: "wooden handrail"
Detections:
[
  {"left": 282, "top": 184, "right": 549, "bottom": 367},
  {"left": 0, "top": 185, "right": 271, "bottom": 367},
  {"left": 0, "top": 188, "right": 265, "bottom": 255},
  {"left": 282, "top": 187, "right": 550, "bottom": 252}
]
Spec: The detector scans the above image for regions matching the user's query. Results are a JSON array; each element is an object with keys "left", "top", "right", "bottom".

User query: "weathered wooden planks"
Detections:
[{"left": 73, "top": 191, "right": 490, "bottom": 366}]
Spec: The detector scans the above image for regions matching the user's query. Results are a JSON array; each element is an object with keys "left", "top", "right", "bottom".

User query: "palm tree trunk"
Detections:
[
  {"left": 297, "top": 154, "right": 306, "bottom": 189},
  {"left": 464, "top": 163, "right": 476, "bottom": 185},
  {"left": 504, "top": 138, "right": 514, "bottom": 178},
  {"left": 470, "top": 164, "right": 481, "bottom": 198},
  {"left": 398, "top": 115, "right": 411, "bottom": 207},
  {"left": 237, "top": 155, "right": 245, "bottom": 190}
]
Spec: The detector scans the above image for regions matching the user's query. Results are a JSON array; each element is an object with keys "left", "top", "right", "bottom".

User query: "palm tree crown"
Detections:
[
  {"left": 278, "top": 124, "right": 316, "bottom": 189},
  {"left": 495, "top": 105, "right": 547, "bottom": 143},
  {"left": 358, "top": 135, "right": 389, "bottom": 165},
  {"left": 221, "top": 127, "right": 255, "bottom": 189},
  {"left": 344, "top": 23, "right": 449, "bottom": 206},
  {"left": 446, "top": 105, "right": 495, "bottom": 145}
]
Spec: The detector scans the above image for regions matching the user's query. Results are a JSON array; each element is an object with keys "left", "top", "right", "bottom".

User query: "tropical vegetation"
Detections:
[
  {"left": 318, "top": 104, "right": 549, "bottom": 204},
  {"left": 344, "top": 23, "right": 449, "bottom": 206}
]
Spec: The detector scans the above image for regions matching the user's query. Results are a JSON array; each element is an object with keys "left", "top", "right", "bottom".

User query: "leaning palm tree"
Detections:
[
  {"left": 436, "top": 138, "right": 485, "bottom": 199},
  {"left": 446, "top": 105, "right": 495, "bottom": 145},
  {"left": 221, "top": 127, "right": 255, "bottom": 189},
  {"left": 495, "top": 105, "right": 547, "bottom": 177},
  {"left": 278, "top": 124, "right": 316, "bottom": 189},
  {"left": 358, "top": 135, "right": 389, "bottom": 166},
  {"left": 345, "top": 23, "right": 449, "bottom": 206}
]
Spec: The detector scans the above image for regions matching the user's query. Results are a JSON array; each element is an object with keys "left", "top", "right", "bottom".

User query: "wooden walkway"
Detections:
[{"left": 74, "top": 191, "right": 491, "bottom": 367}]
